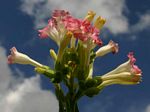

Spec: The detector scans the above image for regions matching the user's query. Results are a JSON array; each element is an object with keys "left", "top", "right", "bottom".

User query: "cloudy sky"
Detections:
[{"left": 0, "top": 0, "right": 150, "bottom": 112}]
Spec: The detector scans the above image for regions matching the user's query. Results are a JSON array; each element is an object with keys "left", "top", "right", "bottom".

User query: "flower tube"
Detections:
[{"left": 8, "top": 47, "right": 43, "bottom": 67}]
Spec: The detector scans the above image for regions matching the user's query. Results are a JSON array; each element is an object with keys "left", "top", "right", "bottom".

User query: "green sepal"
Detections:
[
  {"left": 85, "top": 78, "right": 98, "bottom": 88},
  {"left": 79, "top": 77, "right": 102, "bottom": 90},
  {"left": 84, "top": 87, "right": 102, "bottom": 97},
  {"left": 93, "top": 76, "right": 103, "bottom": 86}
]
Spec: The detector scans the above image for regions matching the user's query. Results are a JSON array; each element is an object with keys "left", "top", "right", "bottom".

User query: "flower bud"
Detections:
[
  {"left": 94, "top": 16, "right": 106, "bottom": 30},
  {"left": 84, "top": 10, "right": 96, "bottom": 22},
  {"left": 50, "top": 49, "right": 57, "bottom": 61},
  {"left": 35, "top": 67, "right": 55, "bottom": 78}
]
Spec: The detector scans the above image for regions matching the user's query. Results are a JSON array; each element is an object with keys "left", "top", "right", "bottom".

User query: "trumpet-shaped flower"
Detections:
[
  {"left": 104, "top": 52, "right": 141, "bottom": 76},
  {"left": 38, "top": 10, "right": 70, "bottom": 46},
  {"left": 96, "top": 40, "right": 118, "bottom": 57},
  {"left": 97, "top": 52, "right": 142, "bottom": 87},
  {"left": 99, "top": 72, "right": 142, "bottom": 87},
  {"left": 7, "top": 47, "right": 43, "bottom": 67}
]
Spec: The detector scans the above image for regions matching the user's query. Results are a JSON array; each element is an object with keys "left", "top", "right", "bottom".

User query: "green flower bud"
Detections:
[{"left": 35, "top": 67, "right": 55, "bottom": 78}]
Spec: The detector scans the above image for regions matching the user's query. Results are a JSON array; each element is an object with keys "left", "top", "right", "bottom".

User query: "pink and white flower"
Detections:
[
  {"left": 8, "top": 47, "right": 43, "bottom": 67},
  {"left": 104, "top": 52, "right": 142, "bottom": 75},
  {"left": 96, "top": 40, "right": 119, "bottom": 57},
  {"left": 99, "top": 72, "right": 141, "bottom": 87},
  {"left": 98, "top": 52, "right": 142, "bottom": 87},
  {"left": 63, "top": 16, "right": 102, "bottom": 46},
  {"left": 38, "top": 10, "right": 70, "bottom": 46}
]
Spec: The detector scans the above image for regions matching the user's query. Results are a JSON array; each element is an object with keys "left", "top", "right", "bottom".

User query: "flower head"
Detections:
[
  {"left": 39, "top": 10, "right": 103, "bottom": 48},
  {"left": 8, "top": 47, "right": 43, "bottom": 67}
]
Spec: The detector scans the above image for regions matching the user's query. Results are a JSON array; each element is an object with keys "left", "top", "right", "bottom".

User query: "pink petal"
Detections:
[
  {"left": 109, "top": 40, "right": 119, "bottom": 54},
  {"left": 132, "top": 65, "right": 142, "bottom": 74},
  {"left": 10, "top": 47, "right": 17, "bottom": 55},
  {"left": 7, "top": 55, "right": 13, "bottom": 64},
  {"left": 38, "top": 26, "right": 49, "bottom": 38},
  {"left": 128, "top": 52, "right": 136, "bottom": 65}
]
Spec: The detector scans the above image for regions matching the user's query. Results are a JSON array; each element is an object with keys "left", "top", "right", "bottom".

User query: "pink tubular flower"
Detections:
[
  {"left": 99, "top": 53, "right": 142, "bottom": 87},
  {"left": 63, "top": 16, "right": 81, "bottom": 33},
  {"left": 63, "top": 16, "right": 88, "bottom": 41},
  {"left": 63, "top": 16, "right": 102, "bottom": 46},
  {"left": 38, "top": 10, "right": 72, "bottom": 46},
  {"left": 104, "top": 52, "right": 142, "bottom": 76},
  {"left": 96, "top": 40, "right": 118, "bottom": 57},
  {"left": 38, "top": 19, "right": 56, "bottom": 39},
  {"left": 100, "top": 72, "right": 142, "bottom": 87},
  {"left": 8, "top": 47, "right": 43, "bottom": 67},
  {"left": 89, "top": 27, "right": 102, "bottom": 46},
  {"left": 38, "top": 26, "right": 49, "bottom": 38}
]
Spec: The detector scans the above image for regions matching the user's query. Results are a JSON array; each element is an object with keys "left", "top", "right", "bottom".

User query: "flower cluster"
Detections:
[
  {"left": 38, "top": 10, "right": 102, "bottom": 47},
  {"left": 7, "top": 9, "right": 142, "bottom": 112}
]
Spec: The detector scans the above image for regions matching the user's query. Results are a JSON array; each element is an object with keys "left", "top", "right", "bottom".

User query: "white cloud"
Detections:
[
  {"left": 146, "top": 105, "right": 150, "bottom": 112},
  {"left": 0, "top": 46, "right": 14, "bottom": 93},
  {"left": 131, "top": 11, "right": 150, "bottom": 33},
  {"left": 0, "top": 45, "right": 58, "bottom": 112},
  {"left": 20, "top": 0, "right": 129, "bottom": 34}
]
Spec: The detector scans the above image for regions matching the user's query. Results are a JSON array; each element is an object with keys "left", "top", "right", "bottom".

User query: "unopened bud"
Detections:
[
  {"left": 50, "top": 49, "right": 57, "bottom": 61},
  {"left": 35, "top": 67, "right": 55, "bottom": 78},
  {"left": 84, "top": 10, "right": 96, "bottom": 22},
  {"left": 94, "top": 16, "right": 106, "bottom": 30}
]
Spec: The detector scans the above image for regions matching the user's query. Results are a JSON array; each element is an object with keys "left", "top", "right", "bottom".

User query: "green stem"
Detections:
[{"left": 54, "top": 84, "right": 66, "bottom": 112}]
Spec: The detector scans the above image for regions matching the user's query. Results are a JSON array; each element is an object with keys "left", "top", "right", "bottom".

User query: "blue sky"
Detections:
[{"left": 0, "top": 0, "right": 150, "bottom": 112}]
